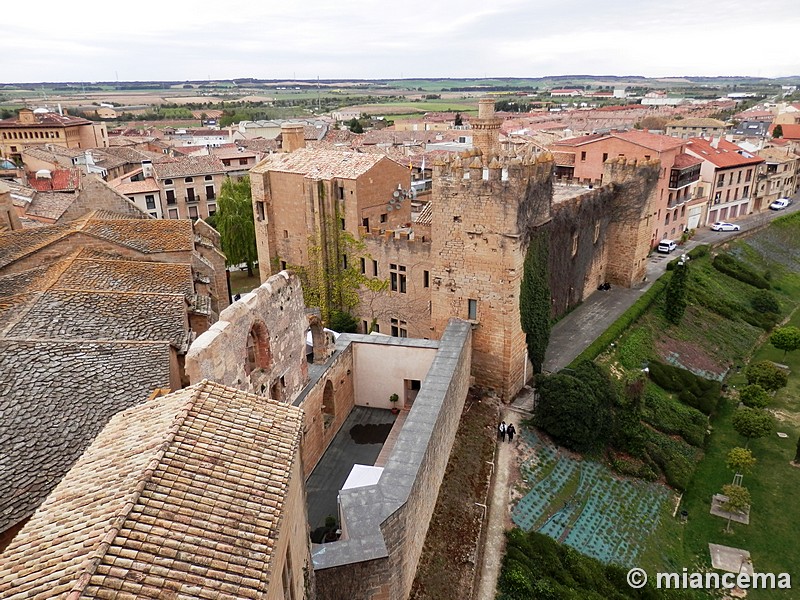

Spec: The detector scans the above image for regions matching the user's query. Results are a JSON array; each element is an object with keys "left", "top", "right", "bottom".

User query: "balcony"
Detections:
[
  {"left": 185, "top": 196, "right": 198, "bottom": 204},
  {"left": 668, "top": 164, "right": 701, "bottom": 190}
]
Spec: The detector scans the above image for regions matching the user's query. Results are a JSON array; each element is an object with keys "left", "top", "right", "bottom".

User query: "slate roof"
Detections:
[
  {"left": 7, "top": 289, "right": 189, "bottom": 347},
  {"left": 0, "top": 225, "right": 73, "bottom": 270},
  {"left": 81, "top": 218, "right": 195, "bottom": 253},
  {"left": 251, "top": 147, "right": 392, "bottom": 179},
  {"left": 55, "top": 258, "right": 194, "bottom": 296},
  {"left": 0, "top": 339, "right": 171, "bottom": 535},
  {"left": 24, "top": 191, "right": 77, "bottom": 221},
  {"left": 0, "top": 380, "right": 304, "bottom": 600},
  {"left": 0, "top": 264, "right": 60, "bottom": 298}
]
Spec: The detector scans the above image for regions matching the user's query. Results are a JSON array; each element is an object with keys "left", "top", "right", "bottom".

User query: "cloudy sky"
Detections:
[{"left": 4, "top": 0, "right": 799, "bottom": 82}]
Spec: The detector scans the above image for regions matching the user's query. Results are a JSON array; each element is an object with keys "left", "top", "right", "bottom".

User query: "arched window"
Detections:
[
  {"left": 322, "top": 380, "right": 335, "bottom": 429},
  {"left": 244, "top": 321, "right": 272, "bottom": 375}
]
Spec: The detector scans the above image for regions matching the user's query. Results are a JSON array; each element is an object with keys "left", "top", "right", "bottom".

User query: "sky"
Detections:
[{"left": 3, "top": 0, "right": 800, "bottom": 83}]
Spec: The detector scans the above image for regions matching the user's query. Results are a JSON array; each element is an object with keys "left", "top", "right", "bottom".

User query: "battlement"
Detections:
[{"left": 433, "top": 151, "right": 554, "bottom": 191}]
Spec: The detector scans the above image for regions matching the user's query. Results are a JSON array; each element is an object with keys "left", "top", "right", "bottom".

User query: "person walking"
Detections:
[
  {"left": 498, "top": 420, "right": 506, "bottom": 442},
  {"left": 506, "top": 423, "right": 516, "bottom": 442}
]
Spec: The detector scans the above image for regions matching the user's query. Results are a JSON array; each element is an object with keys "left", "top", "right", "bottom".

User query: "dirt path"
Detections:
[{"left": 474, "top": 406, "right": 525, "bottom": 600}]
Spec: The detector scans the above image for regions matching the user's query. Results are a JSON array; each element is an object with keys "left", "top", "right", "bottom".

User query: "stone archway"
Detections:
[
  {"left": 322, "top": 379, "right": 335, "bottom": 429},
  {"left": 245, "top": 320, "right": 272, "bottom": 376}
]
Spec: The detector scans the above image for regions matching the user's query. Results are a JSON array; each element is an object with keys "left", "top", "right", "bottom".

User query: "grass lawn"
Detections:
[
  {"left": 646, "top": 306, "right": 800, "bottom": 599},
  {"left": 228, "top": 268, "right": 261, "bottom": 296}
]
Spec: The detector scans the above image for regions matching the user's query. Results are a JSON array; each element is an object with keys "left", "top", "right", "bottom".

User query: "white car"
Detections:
[
  {"left": 657, "top": 239, "right": 677, "bottom": 253},
  {"left": 770, "top": 198, "right": 791, "bottom": 210},
  {"left": 711, "top": 222, "right": 740, "bottom": 232}
]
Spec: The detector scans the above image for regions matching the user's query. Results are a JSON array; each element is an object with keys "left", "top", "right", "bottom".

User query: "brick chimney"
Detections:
[{"left": 281, "top": 123, "right": 305, "bottom": 153}]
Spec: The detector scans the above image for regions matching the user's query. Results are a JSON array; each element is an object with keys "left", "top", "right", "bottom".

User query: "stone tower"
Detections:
[
  {"left": 429, "top": 147, "right": 553, "bottom": 399},
  {"left": 471, "top": 97, "right": 502, "bottom": 157}
]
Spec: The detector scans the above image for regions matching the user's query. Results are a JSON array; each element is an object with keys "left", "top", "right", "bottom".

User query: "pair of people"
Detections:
[{"left": 498, "top": 420, "right": 516, "bottom": 442}]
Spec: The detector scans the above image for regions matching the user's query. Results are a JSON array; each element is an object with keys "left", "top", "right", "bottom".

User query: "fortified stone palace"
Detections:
[{"left": 251, "top": 99, "right": 658, "bottom": 399}]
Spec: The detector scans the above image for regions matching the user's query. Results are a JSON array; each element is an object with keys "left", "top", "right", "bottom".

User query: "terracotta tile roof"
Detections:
[
  {"left": 102, "top": 145, "right": 166, "bottom": 164},
  {"left": 7, "top": 290, "right": 190, "bottom": 347},
  {"left": 666, "top": 117, "right": 728, "bottom": 128},
  {"left": 81, "top": 218, "right": 195, "bottom": 253},
  {"left": 672, "top": 153, "right": 703, "bottom": 169},
  {"left": 552, "top": 151, "right": 576, "bottom": 166},
  {"left": 0, "top": 111, "right": 92, "bottom": 128},
  {"left": 0, "top": 265, "right": 58, "bottom": 297},
  {"left": 113, "top": 177, "right": 160, "bottom": 195},
  {"left": 610, "top": 130, "right": 685, "bottom": 152},
  {"left": 415, "top": 202, "right": 433, "bottom": 225},
  {"left": 152, "top": 155, "right": 225, "bottom": 179},
  {"left": 0, "top": 225, "right": 73, "bottom": 269},
  {"left": 251, "top": 147, "right": 393, "bottom": 179},
  {"left": 237, "top": 137, "right": 280, "bottom": 153},
  {"left": 686, "top": 137, "right": 765, "bottom": 169},
  {"left": 26, "top": 168, "right": 80, "bottom": 192},
  {"left": 771, "top": 123, "right": 800, "bottom": 140},
  {"left": 210, "top": 147, "right": 258, "bottom": 160},
  {"left": 56, "top": 258, "right": 194, "bottom": 296},
  {"left": 0, "top": 380, "right": 303, "bottom": 599},
  {"left": 758, "top": 146, "right": 798, "bottom": 162},
  {"left": 0, "top": 339, "right": 172, "bottom": 536},
  {"left": 551, "top": 132, "right": 609, "bottom": 147}
]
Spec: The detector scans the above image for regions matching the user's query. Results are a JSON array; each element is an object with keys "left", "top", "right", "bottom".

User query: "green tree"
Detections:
[
  {"left": 726, "top": 447, "right": 756, "bottom": 484},
  {"left": 746, "top": 360, "right": 788, "bottom": 391},
  {"left": 738, "top": 384, "right": 770, "bottom": 409},
  {"left": 720, "top": 484, "right": 751, "bottom": 533},
  {"left": 215, "top": 176, "right": 257, "bottom": 277},
  {"left": 519, "top": 231, "right": 551, "bottom": 373},
  {"left": 773, "top": 124, "right": 783, "bottom": 138},
  {"left": 348, "top": 117, "right": 363, "bottom": 133},
  {"left": 769, "top": 325, "right": 800, "bottom": 358},
  {"left": 732, "top": 407, "right": 774, "bottom": 446},
  {"left": 665, "top": 258, "right": 689, "bottom": 325},
  {"left": 454, "top": 112, "right": 463, "bottom": 126}
]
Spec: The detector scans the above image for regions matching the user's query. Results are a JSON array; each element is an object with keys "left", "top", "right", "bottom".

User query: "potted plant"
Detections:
[{"left": 389, "top": 393, "right": 400, "bottom": 414}]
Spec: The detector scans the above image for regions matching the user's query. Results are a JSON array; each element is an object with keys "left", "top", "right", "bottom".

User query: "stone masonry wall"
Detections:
[
  {"left": 314, "top": 320, "right": 472, "bottom": 600},
  {"left": 185, "top": 271, "right": 309, "bottom": 401},
  {"left": 58, "top": 175, "right": 147, "bottom": 223},
  {"left": 430, "top": 155, "right": 552, "bottom": 399}
]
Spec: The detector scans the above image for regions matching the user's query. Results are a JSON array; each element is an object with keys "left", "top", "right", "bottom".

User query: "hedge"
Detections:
[
  {"left": 647, "top": 359, "right": 721, "bottom": 415},
  {"left": 712, "top": 253, "right": 771, "bottom": 289},
  {"left": 567, "top": 273, "right": 671, "bottom": 369}
]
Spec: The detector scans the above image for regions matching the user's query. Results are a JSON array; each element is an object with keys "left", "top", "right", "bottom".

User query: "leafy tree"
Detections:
[
  {"left": 738, "top": 384, "right": 770, "bottom": 409},
  {"left": 665, "top": 258, "right": 689, "bottom": 325},
  {"left": 726, "top": 447, "right": 756, "bottom": 484},
  {"left": 454, "top": 112, "right": 463, "bottom": 126},
  {"left": 720, "top": 484, "right": 751, "bottom": 533},
  {"left": 732, "top": 407, "right": 774, "bottom": 446},
  {"left": 215, "top": 176, "right": 257, "bottom": 277},
  {"left": 773, "top": 124, "right": 783, "bottom": 138},
  {"left": 751, "top": 290, "right": 780, "bottom": 314},
  {"left": 769, "top": 325, "right": 800, "bottom": 358},
  {"left": 348, "top": 117, "right": 363, "bottom": 133},
  {"left": 329, "top": 310, "right": 358, "bottom": 333},
  {"left": 745, "top": 360, "right": 788, "bottom": 391}
]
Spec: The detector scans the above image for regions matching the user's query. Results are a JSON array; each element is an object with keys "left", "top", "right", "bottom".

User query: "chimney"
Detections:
[
  {"left": 710, "top": 136, "right": 720, "bottom": 149},
  {"left": 281, "top": 123, "right": 305, "bottom": 153},
  {"left": 18, "top": 108, "right": 35, "bottom": 125},
  {"left": 141, "top": 160, "right": 153, "bottom": 178}
]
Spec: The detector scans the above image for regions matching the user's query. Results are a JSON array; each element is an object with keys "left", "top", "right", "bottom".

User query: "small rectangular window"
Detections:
[
  {"left": 372, "top": 260, "right": 378, "bottom": 277},
  {"left": 380, "top": 213, "right": 387, "bottom": 223},
  {"left": 602, "top": 153, "right": 608, "bottom": 162},
  {"left": 340, "top": 218, "right": 346, "bottom": 230},
  {"left": 256, "top": 201, "right": 265, "bottom": 220},
  {"left": 362, "top": 217, "right": 369, "bottom": 232},
  {"left": 468, "top": 299, "right": 477, "bottom": 321},
  {"left": 338, "top": 186, "right": 345, "bottom": 200},
  {"left": 580, "top": 151, "right": 586, "bottom": 162},
  {"left": 360, "top": 257, "right": 366, "bottom": 274},
  {"left": 280, "top": 260, "right": 287, "bottom": 270},
  {"left": 423, "top": 270, "right": 430, "bottom": 288}
]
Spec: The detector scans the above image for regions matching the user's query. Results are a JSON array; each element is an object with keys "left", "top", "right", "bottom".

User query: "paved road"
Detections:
[{"left": 542, "top": 193, "right": 800, "bottom": 373}]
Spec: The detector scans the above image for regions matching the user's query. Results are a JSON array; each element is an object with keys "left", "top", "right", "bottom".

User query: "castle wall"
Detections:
[
  {"left": 358, "top": 234, "right": 433, "bottom": 337},
  {"left": 429, "top": 155, "right": 552, "bottom": 399},
  {"left": 185, "top": 271, "right": 309, "bottom": 401}
]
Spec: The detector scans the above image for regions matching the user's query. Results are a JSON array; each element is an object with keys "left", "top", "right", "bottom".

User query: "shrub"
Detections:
[
  {"left": 643, "top": 429, "right": 699, "bottom": 491},
  {"left": 751, "top": 289, "right": 780, "bottom": 314},
  {"left": 665, "top": 259, "right": 689, "bottom": 324},
  {"left": 688, "top": 244, "right": 710, "bottom": 259},
  {"left": 647, "top": 360, "right": 721, "bottom": 415},
  {"left": 745, "top": 360, "right": 788, "bottom": 391},
  {"left": 712, "top": 253, "right": 771, "bottom": 289},
  {"left": 329, "top": 310, "right": 358, "bottom": 333},
  {"left": 738, "top": 384, "right": 770, "bottom": 408},
  {"left": 641, "top": 385, "right": 707, "bottom": 447}
]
